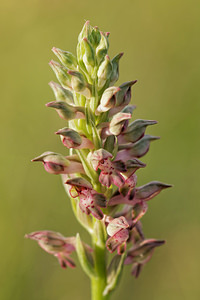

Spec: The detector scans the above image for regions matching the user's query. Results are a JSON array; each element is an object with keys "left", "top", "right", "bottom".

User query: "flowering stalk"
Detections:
[{"left": 26, "top": 21, "right": 171, "bottom": 300}]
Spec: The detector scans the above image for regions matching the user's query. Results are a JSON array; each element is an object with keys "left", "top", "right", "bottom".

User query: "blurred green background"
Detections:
[{"left": 1, "top": 0, "right": 199, "bottom": 299}]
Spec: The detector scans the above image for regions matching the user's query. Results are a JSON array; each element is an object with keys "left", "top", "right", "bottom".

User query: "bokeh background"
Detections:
[{"left": 1, "top": 0, "right": 200, "bottom": 299}]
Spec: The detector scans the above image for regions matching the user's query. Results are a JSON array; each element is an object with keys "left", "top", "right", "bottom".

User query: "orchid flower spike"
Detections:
[{"left": 28, "top": 20, "right": 172, "bottom": 298}]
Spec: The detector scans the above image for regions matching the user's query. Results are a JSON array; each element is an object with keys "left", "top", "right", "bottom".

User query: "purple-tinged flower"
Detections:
[
  {"left": 116, "top": 135, "right": 160, "bottom": 161},
  {"left": 32, "top": 151, "right": 84, "bottom": 175},
  {"left": 134, "top": 181, "right": 172, "bottom": 201},
  {"left": 123, "top": 158, "right": 146, "bottom": 176},
  {"left": 109, "top": 80, "right": 137, "bottom": 116},
  {"left": 117, "top": 119, "right": 157, "bottom": 144},
  {"left": 109, "top": 180, "right": 171, "bottom": 207},
  {"left": 25, "top": 231, "right": 76, "bottom": 269},
  {"left": 89, "top": 149, "right": 126, "bottom": 188},
  {"left": 124, "top": 239, "right": 165, "bottom": 277},
  {"left": 66, "top": 177, "right": 107, "bottom": 220},
  {"left": 56, "top": 127, "right": 94, "bottom": 149},
  {"left": 106, "top": 216, "right": 130, "bottom": 255},
  {"left": 109, "top": 52, "right": 124, "bottom": 85},
  {"left": 120, "top": 173, "right": 137, "bottom": 198},
  {"left": 112, "top": 200, "right": 148, "bottom": 230}
]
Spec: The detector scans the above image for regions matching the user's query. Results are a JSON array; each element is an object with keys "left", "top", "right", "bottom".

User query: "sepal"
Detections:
[
  {"left": 32, "top": 151, "right": 84, "bottom": 174},
  {"left": 135, "top": 181, "right": 172, "bottom": 201},
  {"left": 68, "top": 70, "right": 92, "bottom": 98},
  {"left": 52, "top": 47, "right": 78, "bottom": 69},
  {"left": 110, "top": 52, "right": 123, "bottom": 85},
  {"left": 119, "top": 119, "right": 157, "bottom": 144},
  {"left": 97, "top": 55, "right": 113, "bottom": 89},
  {"left": 96, "top": 31, "right": 109, "bottom": 63},
  {"left": 49, "top": 81, "right": 74, "bottom": 103},
  {"left": 46, "top": 100, "right": 85, "bottom": 120},
  {"left": 49, "top": 60, "right": 71, "bottom": 89},
  {"left": 56, "top": 127, "right": 94, "bottom": 149}
]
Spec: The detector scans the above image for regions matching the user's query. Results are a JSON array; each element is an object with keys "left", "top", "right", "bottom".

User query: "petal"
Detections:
[
  {"left": 90, "top": 206, "right": 104, "bottom": 220},
  {"left": 111, "top": 172, "right": 125, "bottom": 188},
  {"left": 56, "top": 253, "right": 76, "bottom": 269},
  {"left": 79, "top": 202, "right": 90, "bottom": 215},
  {"left": 99, "top": 172, "right": 112, "bottom": 187},
  {"left": 107, "top": 216, "right": 129, "bottom": 236},
  {"left": 106, "top": 229, "right": 129, "bottom": 253},
  {"left": 132, "top": 201, "right": 148, "bottom": 225},
  {"left": 93, "top": 193, "right": 107, "bottom": 207}
]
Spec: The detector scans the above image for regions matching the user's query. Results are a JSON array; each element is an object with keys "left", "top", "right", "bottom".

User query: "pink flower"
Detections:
[
  {"left": 66, "top": 177, "right": 107, "bottom": 220},
  {"left": 124, "top": 239, "right": 165, "bottom": 277},
  {"left": 109, "top": 180, "right": 172, "bottom": 206},
  {"left": 25, "top": 231, "right": 76, "bottom": 269},
  {"left": 106, "top": 216, "right": 130, "bottom": 255},
  {"left": 89, "top": 149, "right": 126, "bottom": 187}
]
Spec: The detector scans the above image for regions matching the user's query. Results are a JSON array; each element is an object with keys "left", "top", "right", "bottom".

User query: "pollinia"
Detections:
[{"left": 26, "top": 21, "right": 171, "bottom": 300}]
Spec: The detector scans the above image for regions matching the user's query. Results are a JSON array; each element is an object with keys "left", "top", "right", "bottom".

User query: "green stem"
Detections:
[{"left": 91, "top": 221, "right": 110, "bottom": 300}]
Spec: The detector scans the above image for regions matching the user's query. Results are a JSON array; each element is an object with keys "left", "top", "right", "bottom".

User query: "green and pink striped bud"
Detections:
[
  {"left": 32, "top": 151, "right": 84, "bottom": 174},
  {"left": 56, "top": 128, "right": 94, "bottom": 149}
]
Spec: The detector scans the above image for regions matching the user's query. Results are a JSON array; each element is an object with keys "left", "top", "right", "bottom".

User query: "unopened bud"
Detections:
[
  {"left": 116, "top": 80, "right": 137, "bottom": 107},
  {"left": 49, "top": 81, "right": 74, "bottom": 103},
  {"left": 96, "top": 31, "right": 109, "bottom": 63},
  {"left": 32, "top": 151, "right": 70, "bottom": 174},
  {"left": 52, "top": 47, "right": 78, "bottom": 69},
  {"left": 32, "top": 151, "right": 84, "bottom": 175},
  {"left": 129, "top": 135, "right": 160, "bottom": 158},
  {"left": 110, "top": 52, "right": 124, "bottom": 85},
  {"left": 56, "top": 127, "right": 94, "bottom": 149},
  {"left": 122, "top": 119, "right": 157, "bottom": 143},
  {"left": 78, "top": 20, "right": 91, "bottom": 42},
  {"left": 68, "top": 70, "right": 92, "bottom": 98},
  {"left": 49, "top": 60, "right": 71, "bottom": 89},
  {"left": 135, "top": 181, "right": 172, "bottom": 201},
  {"left": 56, "top": 128, "right": 82, "bottom": 148},
  {"left": 46, "top": 100, "right": 85, "bottom": 120},
  {"left": 97, "top": 55, "right": 113, "bottom": 89},
  {"left": 90, "top": 26, "right": 101, "bottom": 47},
  {"left": 82, "top": 37, "right": 95, "bottom": 69}
]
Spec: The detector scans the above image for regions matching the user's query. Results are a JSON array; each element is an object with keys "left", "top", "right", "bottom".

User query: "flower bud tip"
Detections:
[{"left": 51, "top": 47, "right": 58, "bottom": 54}]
